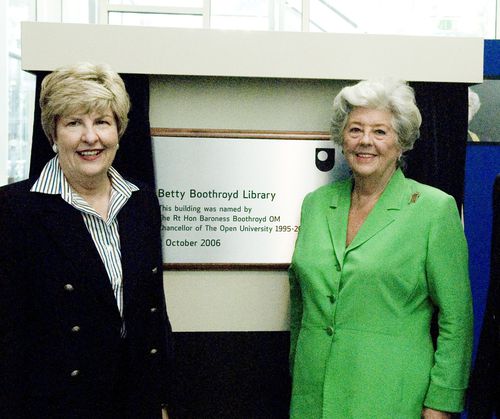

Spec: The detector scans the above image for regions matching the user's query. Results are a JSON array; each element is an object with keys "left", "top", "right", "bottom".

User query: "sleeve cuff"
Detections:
[{"left": 424, "top": 382, "right": 466, "bottom": 413}]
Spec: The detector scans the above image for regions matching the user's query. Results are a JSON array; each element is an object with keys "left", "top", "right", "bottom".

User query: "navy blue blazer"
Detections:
[{"left": 0, "top": 178, "right": 173, "bottom": 419}]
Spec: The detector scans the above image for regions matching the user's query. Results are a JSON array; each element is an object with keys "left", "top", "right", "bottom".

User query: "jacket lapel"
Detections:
[
  {"left": 32, "top": 193, "right": 122, "bottom": 323},
  {"left": 118, "top": 192, "right": 147, "bottom": 311},
  {"left": 327, "top": 180, "right": 351, "bottom": 268},
  {"left": 346, "top": 169, "right": 407, "bottom": 254}
]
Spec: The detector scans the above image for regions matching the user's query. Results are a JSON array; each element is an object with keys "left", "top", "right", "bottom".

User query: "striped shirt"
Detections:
[{"left": 31, "top": 156, "right": 139, "bottom": 321}]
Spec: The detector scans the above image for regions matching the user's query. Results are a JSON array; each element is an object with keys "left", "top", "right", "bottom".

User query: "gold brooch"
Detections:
[{"left": 410, "top": 192, "right": 420, "bottom": 203}]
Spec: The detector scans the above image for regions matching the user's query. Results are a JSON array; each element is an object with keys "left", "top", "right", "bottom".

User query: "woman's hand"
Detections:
[
  {"left": 161, "top": 406, "right": 169, "bottom": 419},
  {"left": 421, "top": 407, "right": 451, "bottom": 419}
]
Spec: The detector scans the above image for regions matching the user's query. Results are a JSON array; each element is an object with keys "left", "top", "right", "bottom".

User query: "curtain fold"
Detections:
[
  {"left": 407, "top": 82, "right": 469, "bottom": 209},
  {"left": 29, "top": 71, "right": 50, "bottom": 178}
]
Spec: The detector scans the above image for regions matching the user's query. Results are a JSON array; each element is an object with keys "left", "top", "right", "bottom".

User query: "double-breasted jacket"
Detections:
[{"left": 0, "top": 178, "right": 173, "bottom": 418}]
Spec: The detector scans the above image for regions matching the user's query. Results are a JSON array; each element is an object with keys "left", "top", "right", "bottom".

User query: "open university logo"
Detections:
[{"left": 315, "top": 148, "right": 335, "bottom": 172}]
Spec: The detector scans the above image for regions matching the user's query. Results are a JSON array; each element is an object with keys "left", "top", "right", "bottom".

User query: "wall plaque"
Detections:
[{"left": 152, "top": 129, "right": 349, "bottom": 269}]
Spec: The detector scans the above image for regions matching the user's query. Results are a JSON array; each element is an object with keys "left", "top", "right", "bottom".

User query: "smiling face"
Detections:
[
  {"left": 343, "top": 107, "right": 402, "bottom": 184},
  {"left": 54, "top": 109, "right": 119, "bottom": 191}
]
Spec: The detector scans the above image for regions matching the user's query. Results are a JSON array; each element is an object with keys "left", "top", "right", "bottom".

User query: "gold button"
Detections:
[
  {"left": 71, "top": 326, "right": 81, "bottom": 333},
  {"left": 64, "top": 284, "right": 74, "bottom": 292},
  {"left": 152, "top": 267, "right": 158, "bottom": 274},
  {"left": 70, "top": 369, "right": 80, "bottom": 377},
  {"left": 150, "top": 348, "right": 158, "bottom": 355},
  {"left": 150, "top": 307, "right": 158, "bottom": 313}
]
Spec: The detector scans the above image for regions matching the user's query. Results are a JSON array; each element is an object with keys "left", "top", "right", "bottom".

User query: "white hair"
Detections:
[
  {"left": 468, "top": 88, "right": 481, "bottom": 123},
  {"left": 330, "top": 79, "right": 422, "bottom": 152}
]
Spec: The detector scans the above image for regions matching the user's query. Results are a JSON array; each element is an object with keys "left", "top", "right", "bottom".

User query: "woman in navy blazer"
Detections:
[{"left": 0, "top": 63, "right": 174, "bottom": 418}]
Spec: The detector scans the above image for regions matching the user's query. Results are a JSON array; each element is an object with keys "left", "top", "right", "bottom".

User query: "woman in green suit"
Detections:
[{"left": 289, "top": 79, "right": 473, "bottom": 418}]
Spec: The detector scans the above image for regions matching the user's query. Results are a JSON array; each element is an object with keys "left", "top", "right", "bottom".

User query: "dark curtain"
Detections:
[
  {"left": 407, "top": 82, "right": 469, "bottom": 209},
  {"left": 29, "top": 72, "right": 155, "bottom": 187},
  {"left": 29, "top": 71, "right": 51, "bottom": 176},
  {"left": 468, "top": 174, "right": 500, "bottom": 418},
  {"left": 407, "top": 84, "right": 468, "bottom": 406}
]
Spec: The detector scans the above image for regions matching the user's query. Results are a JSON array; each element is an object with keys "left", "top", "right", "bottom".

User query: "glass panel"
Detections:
[
  {"left": 109, "top": 0, "right": 203, "bottom": 7},
  {"left": 280, "top": 8, "right": 302, "bottom": 31},
  {"left": 309, "top": 0, "right": 496, "bottom": 37},
  {"left": 309, "top": 0, "right": 359, "bottom": 33},
  {"left": 469, "top": 81, "right": 500, "bottom": 143},
  {"left": 211, "top": 0, "right": 269, "bottom": 15},
  {"left": 280, "top": 0, "right": 302, "bottom": 31},
  {"left": 211, "top": 0, "right": 270, "bottom": 30},
  {"left": 8, "top": 57, "right": 35, "bottom": 183},
  {"left": 211, "top": 15, "right": 269, "bottom": 31},
  {"left": 35, "top": 0, "right": 61, "bottom": 22},
  {"left": 108, "top": 11, "right": 203, "bottom": 28},
  {"left": 8, "top": 0, "right": 36, "bottom": 183},
  {"left": 62, "top": 0, "right": 93, "bottom": 23}
]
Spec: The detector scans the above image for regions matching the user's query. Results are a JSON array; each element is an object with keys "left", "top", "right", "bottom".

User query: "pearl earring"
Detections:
[{"left": 52, "top": 143, "right": 58, "bottom": 153}]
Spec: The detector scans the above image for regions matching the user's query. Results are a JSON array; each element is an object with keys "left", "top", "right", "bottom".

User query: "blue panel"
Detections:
[
  {"left": 484, "top": 39, "right": 500, "bottom": 78},
  {"left": 464, "top": 143, "right": 500, "bottom": 361}
]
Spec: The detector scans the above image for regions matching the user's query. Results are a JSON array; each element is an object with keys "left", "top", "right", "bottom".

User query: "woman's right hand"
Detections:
[{"left": 421, "top": 407, "right": 451, "bottom": 419}]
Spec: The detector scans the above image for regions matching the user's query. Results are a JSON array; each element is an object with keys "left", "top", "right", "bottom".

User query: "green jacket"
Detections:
[{"left": 289, "top": 169, "right": 473, "bottom": 418}]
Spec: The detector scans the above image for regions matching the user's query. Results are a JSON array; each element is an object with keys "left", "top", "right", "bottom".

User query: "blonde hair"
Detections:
[
  {"left": 330, "top": 79, "right": 422, "bottom": 152},
  {"left": 40, "top": 62, "right": 130, "bottom": 144}
]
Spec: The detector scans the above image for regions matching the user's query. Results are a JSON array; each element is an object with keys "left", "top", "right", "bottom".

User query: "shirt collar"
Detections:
[{"left": 30, "top": 155, "right": 139, "bottom": 198}]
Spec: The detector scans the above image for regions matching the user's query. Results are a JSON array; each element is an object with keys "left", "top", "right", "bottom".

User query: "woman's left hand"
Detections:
[{"left": 421, "top": 407, "right": 451, "bottom": 419}]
